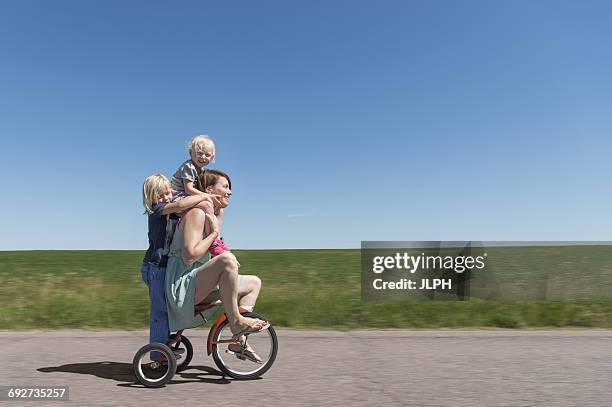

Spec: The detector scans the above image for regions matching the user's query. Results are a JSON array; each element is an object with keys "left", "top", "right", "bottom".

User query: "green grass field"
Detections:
[{"left": 1, "top": 248, "right": 611, "bottom": 329}]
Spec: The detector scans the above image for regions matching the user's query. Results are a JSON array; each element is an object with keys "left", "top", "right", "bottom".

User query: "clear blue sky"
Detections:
[{"left": 1, "top": 0, "right": 611, "bottom": 250}]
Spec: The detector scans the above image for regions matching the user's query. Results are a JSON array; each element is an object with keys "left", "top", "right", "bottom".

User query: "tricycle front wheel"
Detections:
[{"left": 211, "top": 311, "right": 278, "bottom": 380}]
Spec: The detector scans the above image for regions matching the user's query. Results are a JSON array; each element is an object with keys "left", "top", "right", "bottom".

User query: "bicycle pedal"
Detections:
[{"left": 225, "top": 349, "right": 247, "bottom": 361}]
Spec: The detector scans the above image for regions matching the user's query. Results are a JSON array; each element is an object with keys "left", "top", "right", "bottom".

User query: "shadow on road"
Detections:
[
  {"left": 38, "top": 362, "right": 232, "bottom": 387},
  {"left": 38, "top": 361, "right": 135, "bottom": 383}
]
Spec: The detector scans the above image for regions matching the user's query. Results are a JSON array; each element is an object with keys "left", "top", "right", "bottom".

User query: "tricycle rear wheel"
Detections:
[{"left": 132, "top": 343, "right": 177, "bottom": 387}]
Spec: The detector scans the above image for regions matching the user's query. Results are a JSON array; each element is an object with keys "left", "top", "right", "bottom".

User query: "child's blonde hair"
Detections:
[
  {"left": 188, "top": 135, "right": 216, "bottom": 162},
  {"left": 142, "top": 173, "right": 170, "bottom": 214}
]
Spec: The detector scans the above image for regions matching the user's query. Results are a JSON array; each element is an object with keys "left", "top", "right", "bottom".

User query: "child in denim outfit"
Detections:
[{"left": 141, "top": 173, "right": 216, "bottom": 359}]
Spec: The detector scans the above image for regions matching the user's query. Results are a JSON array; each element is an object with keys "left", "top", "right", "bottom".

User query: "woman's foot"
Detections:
[
  {"left": 228, "top": 342, "right": 263, "bottom": 364},
  {"left": 230, "top": 316, "right": 269, "bottom": 336},
  {"left": 208, "top": 237, "right": 230, "bottom": 256}
]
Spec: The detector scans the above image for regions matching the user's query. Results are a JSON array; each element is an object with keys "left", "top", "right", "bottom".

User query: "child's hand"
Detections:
[
  {"left": 206, "top": 193, "right": 222, "bottom": 208},
  {"left": 197, "top": 193, "right": 221, "bottom": 208},
  {"left": 205, "top": 213, "right": 220, "bottom": 236},
  {"left": 195, "top": 200, "right": 214, "bottom": 213}
]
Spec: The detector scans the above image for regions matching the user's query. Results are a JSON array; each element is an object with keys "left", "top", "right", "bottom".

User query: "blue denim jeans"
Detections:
[{"left": 140, "top": 262, "right": 170, "bottom": 358}]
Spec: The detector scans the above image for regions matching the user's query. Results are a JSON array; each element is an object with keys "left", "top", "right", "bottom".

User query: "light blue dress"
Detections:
[{"left": 164, "top": 224, "right": 214, "bottom": 332}]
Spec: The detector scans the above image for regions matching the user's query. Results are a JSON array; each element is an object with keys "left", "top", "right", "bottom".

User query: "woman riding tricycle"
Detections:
[{"left": 134, "top": 169, "right": 278, "bottom": 387}]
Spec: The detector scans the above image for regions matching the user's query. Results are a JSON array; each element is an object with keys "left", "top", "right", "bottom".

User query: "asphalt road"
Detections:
[{"left": 1, "top": 330, "right": 611, "bottom": 406}]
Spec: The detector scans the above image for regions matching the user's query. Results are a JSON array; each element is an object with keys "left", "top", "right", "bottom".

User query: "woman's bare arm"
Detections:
[{"left": 181, "top": 209, "right": 219, "bottom": 266}]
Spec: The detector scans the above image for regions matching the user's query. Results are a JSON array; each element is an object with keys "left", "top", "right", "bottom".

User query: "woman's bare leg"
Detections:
[
  {"left": 234, "top": 275, "right": 264, "bottom": 362},
  {"left": 194, "top": 252, "right": 230, "bottom": 303},
  {"left": 237, "top": 275, "right": 262, "bottom": 308},
  {"left": 196, "top": 274, "right": 262, "bottom": 309},
  {"left": 194, "top": 252, "right": 265, "bottom": 334}
]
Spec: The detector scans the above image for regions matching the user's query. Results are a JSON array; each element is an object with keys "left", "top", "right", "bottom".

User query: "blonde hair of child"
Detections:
[
  {"left": 188, "top": 135, "right": 216, "bottom": 162},
  {"left": 142, "top": 173, "right": 170, "bottom": 214}
]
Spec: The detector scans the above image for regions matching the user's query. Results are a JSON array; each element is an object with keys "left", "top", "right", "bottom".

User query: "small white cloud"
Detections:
[{"left": 287, "top": 211, "right": 316, "bottom": 218}]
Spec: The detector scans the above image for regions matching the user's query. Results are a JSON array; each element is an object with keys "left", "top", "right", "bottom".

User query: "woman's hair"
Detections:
[
  {"left": 194, "top": 169, "right": 232, "bottom": 192},
  {"left": 188, "top": 135, "right": 216, "bottom": 162},
  {"left": 142, "top": 173, "right": 170, "bottom": 214}
]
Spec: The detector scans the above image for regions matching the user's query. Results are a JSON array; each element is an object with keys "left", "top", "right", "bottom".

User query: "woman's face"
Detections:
[{"left": 207, "top": 177, "right": 232, "bottom": 208}]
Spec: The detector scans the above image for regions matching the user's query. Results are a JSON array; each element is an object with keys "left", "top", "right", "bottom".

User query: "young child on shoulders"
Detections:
[
  {"left": 141, "top": 173, "right": 216, "bottom": 359},
  {"left": 170, "top": 135, "right": 229, "bottom": 255},
  {"left": 170, "top": 135, "right": 215, "bottom": 201}
]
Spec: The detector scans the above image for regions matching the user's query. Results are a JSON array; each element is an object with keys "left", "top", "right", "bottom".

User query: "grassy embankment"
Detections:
[{"left": 1, "top": 247, "right": 611, "bottom": 329}]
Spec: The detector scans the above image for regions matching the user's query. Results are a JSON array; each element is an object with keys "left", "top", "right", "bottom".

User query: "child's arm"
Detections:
[
  {"left": 161, "top": 194, "right": 215, "bottom": 215},
  {"left": 183, "top": 179, "right": 204, "bottom": 196}
]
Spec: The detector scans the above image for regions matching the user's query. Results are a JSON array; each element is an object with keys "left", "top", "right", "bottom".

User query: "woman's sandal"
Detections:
[
  {"left": 227, "top": 343, "right": 263, "bottom": 364},
  {"left": 231, "top": 319, "right": 270, "bottom": 339}
]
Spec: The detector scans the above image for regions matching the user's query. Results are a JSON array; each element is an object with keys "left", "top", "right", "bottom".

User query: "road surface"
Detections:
[{"left": 1, "top": 330, "right": 611, "bottom": 406}]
